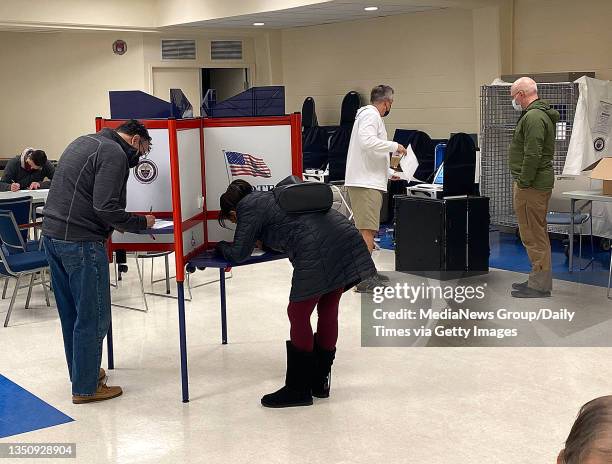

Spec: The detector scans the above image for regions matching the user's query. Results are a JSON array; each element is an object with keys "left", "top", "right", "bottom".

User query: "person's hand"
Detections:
[
  {"left": 214, "top": 241, "right": 229, "bottom": 257},
  {"left": 10, "top": 183, "right": 20, "bottom": 192},
  {"left": 145, "top": 215, "right": 156, "bottom": 228},
  {"left": 396, "top": 144, "right": 407, "bottom": 155},
  {"left": 29, "top": 182, "right": 40, "bottom": 190},
  {"left": 255, "top": 240, "right": 263, "bottom": 249}
]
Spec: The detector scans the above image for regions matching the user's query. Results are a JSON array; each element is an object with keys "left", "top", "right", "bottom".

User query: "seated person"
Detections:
[
  {"left": 0, "top": 148, "right": 55, "bottom": 192},
  {"left": 558, "top": 395, "right": 612, "bottom": 463}
]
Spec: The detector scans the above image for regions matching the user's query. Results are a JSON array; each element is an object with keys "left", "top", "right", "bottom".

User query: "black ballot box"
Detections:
[{"left": 394, "top": 195, "right": 489, "bottom": 280}]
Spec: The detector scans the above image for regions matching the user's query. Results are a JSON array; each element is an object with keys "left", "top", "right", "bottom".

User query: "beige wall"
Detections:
[
  {"left": 0, "top": 30, "right": 266, "bottom": 158},
  {"left": 0, "top": 0, "right": 157, "bottom": 29},
  {"left": 0, "top": 31, "right": 146, "bottom": 158},
  {"left": 280, "top": 8, "right": 478, "bottom": 139},
  {"left": 513, "top": 0, "right": 612, "bottom": 80}
]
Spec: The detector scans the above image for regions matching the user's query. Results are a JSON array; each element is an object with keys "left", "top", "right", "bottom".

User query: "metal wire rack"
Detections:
[{"left": 480, "top": 82, "right": 579, "bottom": 228}]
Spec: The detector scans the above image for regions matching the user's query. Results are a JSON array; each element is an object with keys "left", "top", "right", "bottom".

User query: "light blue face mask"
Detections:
[{"left": 512, "top": 98, "right": 522, "bottom": 112}]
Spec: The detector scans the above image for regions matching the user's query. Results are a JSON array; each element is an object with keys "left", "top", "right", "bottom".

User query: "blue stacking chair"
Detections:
[
  {"left": 0, "top": 196, "right": 40, "bottom": 300},
  {"left": 546, "top": 211, "right": 594, "bottom": 270},
  {"left": 0, "top": 196, "right": 33, "bottom": 241},
  {"left": 0, "top": 211, "right": 50, "bottom": 327}
]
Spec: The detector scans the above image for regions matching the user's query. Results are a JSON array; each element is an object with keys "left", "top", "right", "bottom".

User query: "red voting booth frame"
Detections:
[
  {"left": 97, "top": 114, "right": 302, "bottom": 283},
  {"left": 96, "top": 113, "right": 302, "bottom": 402}
]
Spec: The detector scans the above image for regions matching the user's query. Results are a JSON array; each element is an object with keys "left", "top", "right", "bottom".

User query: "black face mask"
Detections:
[
  {"left": 127, "top": 145, "right": 141, "bottom": 168},
  {"left": 383, "top": 102, "right": 391, "bottom": 117}
]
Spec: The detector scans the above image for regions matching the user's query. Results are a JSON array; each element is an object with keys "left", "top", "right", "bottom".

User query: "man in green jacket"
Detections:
[{"left": 508, "top": 77, "right": 559, "bottom": 298}]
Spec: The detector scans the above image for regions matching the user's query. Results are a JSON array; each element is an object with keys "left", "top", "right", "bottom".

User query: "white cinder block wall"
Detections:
[{"left": 279, "top": 8, "right": 479, "bottom": 140}]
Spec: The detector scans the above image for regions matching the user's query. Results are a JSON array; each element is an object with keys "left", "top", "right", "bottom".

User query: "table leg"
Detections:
[
  {"left": 177, "top": 281, "right": 189, "bottom": 403},
  {"left": 165, "top": 254, "right": 170, "bottom": 295},
  {"left": 220, "top": 268, "right": 228, "bottom": 345},
  {"left": 107, "top": 315, "right": 114, "bottom": 370},
  {"left": 608, "top": 250, "right": 612, "bottom": 299},
  {"left": 569, "top": 199, "right": 575, "bottom": 273}
]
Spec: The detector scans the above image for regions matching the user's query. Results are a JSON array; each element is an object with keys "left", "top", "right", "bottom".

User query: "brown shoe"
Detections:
[
  {"left": 98, "top": 368, "right": 106, "bottom": 382},
  {"left": 72, "top": 383, "right": 123, "bottom": 404}
]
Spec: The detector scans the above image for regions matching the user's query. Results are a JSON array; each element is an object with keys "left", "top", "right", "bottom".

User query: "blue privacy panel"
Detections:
[
  {"left": 110, "top": 91, "right": 172, "bottom": 119},
  {"left": 110, "top": 90, "right": 194, "bottom": 120},
  {"left": 170, "top": 89, "right": 194, "bottom": 118},
  {"left": 0, "top": 375, "right": 73, "bottom": 438},
  {"left": 201, "top": 86, "right": 285, "bottom": 118}
]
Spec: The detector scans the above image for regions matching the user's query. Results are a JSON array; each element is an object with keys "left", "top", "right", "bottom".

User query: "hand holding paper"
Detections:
[{"left": 394, "top": 144, "right": 419, "bottom": 181}]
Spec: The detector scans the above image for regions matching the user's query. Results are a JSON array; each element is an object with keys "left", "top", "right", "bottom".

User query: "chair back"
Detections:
[
  {"left": 0, "top": 196, "right": 32, "bottom": 241},
  {"left": 0, "top": 211, "right": 26, "bottom": 255}
]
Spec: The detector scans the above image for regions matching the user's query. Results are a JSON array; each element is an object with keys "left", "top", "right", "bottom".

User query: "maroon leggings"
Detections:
[{"left": 287, "top": 287, "right": 344, "bottom": 352}]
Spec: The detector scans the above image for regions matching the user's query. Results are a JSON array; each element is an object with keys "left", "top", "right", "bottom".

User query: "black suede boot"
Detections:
[
  {"left": 312, "top": 334, "right": 336, "bottom": 399},
  {"left": 261, "top": 341, "right": 313, "bottom": 408}
]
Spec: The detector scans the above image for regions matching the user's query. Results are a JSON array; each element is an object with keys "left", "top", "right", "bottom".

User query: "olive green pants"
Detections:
[{"left": 513, "top": 184, "right": 553, "bottom": 292}]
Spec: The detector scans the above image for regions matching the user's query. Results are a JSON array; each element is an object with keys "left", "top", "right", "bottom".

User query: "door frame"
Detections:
[{"left": 147, "top": 63, "right": 255, "bottom": 96}]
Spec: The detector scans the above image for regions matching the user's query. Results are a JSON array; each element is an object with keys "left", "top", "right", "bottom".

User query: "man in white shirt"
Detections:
[{"left": 345, "top": 85, "right": 406, "bottom": 291}]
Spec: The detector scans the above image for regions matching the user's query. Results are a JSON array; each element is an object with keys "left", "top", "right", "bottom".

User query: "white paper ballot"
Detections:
[
  {"left": 151, "top": 219, "right": 174, "bottom": 229},
  {"left": 396, "top": 145, "right": 419, "bottom": 181},
  {"left": 251, "top": 249, "right": 266, "bottom": 257},
  {"left": 17, "top": 189, "right": 49, "bottom": 193}
]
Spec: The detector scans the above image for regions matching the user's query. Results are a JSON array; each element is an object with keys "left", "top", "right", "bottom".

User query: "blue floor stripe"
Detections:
[
  {"left": 377, "top": 227, "right": 611, "bottom": 288},
  {"left": 0, "top": 374, "right": 73, "bottom": 438}
]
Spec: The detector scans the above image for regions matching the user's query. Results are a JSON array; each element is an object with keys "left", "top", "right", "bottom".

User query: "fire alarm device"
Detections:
[{"left": 113, "top": 40, "right": 127, "bottom": 55}]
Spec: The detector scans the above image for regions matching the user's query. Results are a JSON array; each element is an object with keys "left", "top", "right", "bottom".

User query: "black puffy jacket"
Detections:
[{"left": 217, "top": 191, "right": 376, "bottom": 301}]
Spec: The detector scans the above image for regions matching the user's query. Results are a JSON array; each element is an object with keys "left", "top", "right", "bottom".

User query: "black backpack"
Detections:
[{"left": 274, "top": 176, "right": 333, "bottom": 213}]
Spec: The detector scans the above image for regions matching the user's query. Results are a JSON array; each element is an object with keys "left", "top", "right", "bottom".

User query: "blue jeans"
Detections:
[{"left": 43, "top": 236, "right": 111, "bottom": 396}]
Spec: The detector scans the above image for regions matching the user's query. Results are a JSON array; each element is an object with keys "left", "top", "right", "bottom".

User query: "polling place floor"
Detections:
[{"left": 0, "top": 250, "right": 611, "bottom": 463}]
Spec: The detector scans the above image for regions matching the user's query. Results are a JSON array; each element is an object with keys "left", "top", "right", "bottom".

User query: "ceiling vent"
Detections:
[
  {"left": 211, "top": 40, "right": 243, "bottom": 60},
  {"left": 161, "top": 39, "right": 196, "bottom": 60}
]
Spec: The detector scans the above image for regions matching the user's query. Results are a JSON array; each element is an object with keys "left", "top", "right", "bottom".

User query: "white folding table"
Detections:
[
  {"left": 562, "top": 190, "right": 612, "bottom": 276},
  {"left": 0, "top": 189, "right": 49, "bottom": 205}
]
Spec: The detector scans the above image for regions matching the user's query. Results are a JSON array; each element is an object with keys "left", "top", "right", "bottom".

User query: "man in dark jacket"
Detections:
[
  {"left": 0, "top": 148, "right": 55, "bottom": 192},
  {"left": 508, "top": 77, "right": 560, "bottom": 298},
  {"left": 42, "top": 119, "right": 155, "bottom": 403}
]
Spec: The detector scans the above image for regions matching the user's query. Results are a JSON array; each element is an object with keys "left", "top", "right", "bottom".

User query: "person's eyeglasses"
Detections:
[{"left": 139, "top": 140, "right": 152, "bottom": 155}]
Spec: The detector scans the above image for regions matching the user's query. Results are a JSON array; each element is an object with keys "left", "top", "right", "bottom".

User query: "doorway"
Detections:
[{"left": 202, "top": 68, "right": 250, "bottom": 102}]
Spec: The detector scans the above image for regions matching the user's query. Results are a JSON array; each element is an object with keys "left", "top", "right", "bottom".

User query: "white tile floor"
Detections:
[{"left": 1, "top": 250, "right": 612, "bottom": 464}]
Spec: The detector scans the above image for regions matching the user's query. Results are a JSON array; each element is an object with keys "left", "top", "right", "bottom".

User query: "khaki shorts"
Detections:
[{"left": 347, "top": 187, "right": 383, "bottom": 231}]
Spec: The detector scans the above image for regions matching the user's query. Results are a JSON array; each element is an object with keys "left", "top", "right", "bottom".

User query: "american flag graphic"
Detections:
[{"left": 225, "top": 151, "right": 272, "bottom": 178}]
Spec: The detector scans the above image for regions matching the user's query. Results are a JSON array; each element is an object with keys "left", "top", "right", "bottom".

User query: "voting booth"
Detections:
[
  {"left": 99, "top": 88, "right": 302, "bottom": 402},
  {"left": 100, "top": 89, "right": 302, "bottom": 280}
]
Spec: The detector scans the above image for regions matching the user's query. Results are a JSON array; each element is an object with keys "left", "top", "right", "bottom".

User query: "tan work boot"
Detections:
[
  {"left": 72, "top": 382, "right": 123, "bottom": 404},
  {"left": 98, "top": 368, "right": 106, "bottom": 382}
]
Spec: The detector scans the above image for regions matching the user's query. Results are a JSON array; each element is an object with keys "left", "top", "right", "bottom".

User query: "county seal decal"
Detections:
[
  {"left": 134, "top": 159, "right": 158, "bottom": 184},
  {"left": 594, "top": 137, "right": 606, "bottom": 152}
]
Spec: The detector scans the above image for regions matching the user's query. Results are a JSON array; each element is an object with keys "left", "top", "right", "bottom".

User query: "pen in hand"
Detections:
[{"left": 147, "top": 206, "right": 156, "bottom": 240}]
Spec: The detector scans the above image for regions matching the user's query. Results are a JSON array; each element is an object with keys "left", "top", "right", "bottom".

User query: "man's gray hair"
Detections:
[{"left": 370, "top": 85, "right": 394, "bottom": 104}]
